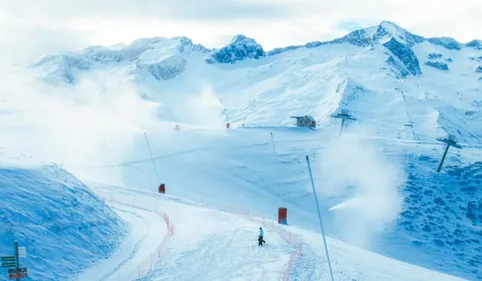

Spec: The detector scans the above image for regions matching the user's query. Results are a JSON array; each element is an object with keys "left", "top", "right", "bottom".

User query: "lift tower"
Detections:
[
  {"left": 331, "top": 109, "right": 357, "bottom": 136},
  {"left": 436, "top": 134, "right": 462, "bottom": 173}
]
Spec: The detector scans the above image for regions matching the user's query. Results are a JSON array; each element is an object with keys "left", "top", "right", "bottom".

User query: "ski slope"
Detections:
[
  {"left": 75, "top": 197, "right": 168, "bottom": 281},
  {"left": 75, "top": 181, "right": 466, "bottom": 281},
  {"left": 63, "top": 124, "right": 481, "bottom": 281}
]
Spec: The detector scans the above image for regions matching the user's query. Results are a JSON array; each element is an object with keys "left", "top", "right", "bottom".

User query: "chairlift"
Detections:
[{"left": 404, "top": 121, "right": 413, "bottom": 127}]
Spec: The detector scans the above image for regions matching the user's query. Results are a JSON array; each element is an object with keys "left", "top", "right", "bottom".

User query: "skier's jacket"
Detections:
[{"left": 259, "top": 228, "right": 264, "bottom": 237}]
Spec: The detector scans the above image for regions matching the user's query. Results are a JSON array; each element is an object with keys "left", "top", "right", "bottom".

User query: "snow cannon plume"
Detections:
[
  {"left": 328, "top": 197, "right": 368, "bottom": 212},
  {"left": 318, "top": 134, "right": 405, "bottom": 249}
]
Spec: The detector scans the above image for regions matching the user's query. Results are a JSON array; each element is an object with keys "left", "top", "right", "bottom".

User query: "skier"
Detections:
[{"left": 258, "top": 227, "right": 266, "bottom": 246}]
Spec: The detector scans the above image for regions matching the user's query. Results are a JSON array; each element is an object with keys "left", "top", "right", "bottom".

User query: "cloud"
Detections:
[
  {"left": 182, "top": 84, "right": 225, "bottom": 126},
  {"left": 0, "top": 0, "right": 291, "bottom": 22},
  {"left": 336, "top": 21, "right": 368, "bottom": 32},
  {"left": 0, "top": 64, "right": 160, "bottom": 184},
  {"left": 293, "top": 0, "right": 482, "bottom": 44},
  {"left": 0, "top": 0, "right": 481, "bottom": 59},
  {"left": 0, "top": 24, "right": 90, "bottom": 64}
]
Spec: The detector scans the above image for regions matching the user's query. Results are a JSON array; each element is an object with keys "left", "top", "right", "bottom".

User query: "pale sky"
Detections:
[{"left": 0, "top": 0, "right": 481, "bottom": 60}]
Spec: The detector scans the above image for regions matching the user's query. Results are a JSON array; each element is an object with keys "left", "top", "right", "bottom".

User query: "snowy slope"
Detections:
[
  {"left": 0, "top": 154, "right": 127, "bottom": 281},
  {"left": 74, "top": 191, "right": 168, "bottom": 281},
  {"left": 30, "top": 36, "right": 208, "bottom": 84},
  {"left": 64, "top": 125, "right": 481, "bottom": 280},
  {"left": 83, "top": 182, "right": 466, "bottom": 281},
  {"left": 29, "top": 21, "right": 482, "bottom": 144},
  {"left": 2, "top": 20, "right": 481, "bottom": 281}
]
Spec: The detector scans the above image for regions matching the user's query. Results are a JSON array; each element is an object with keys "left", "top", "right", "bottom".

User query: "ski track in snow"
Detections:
[
  {"left": 95, "top": 207, "right": 146, "bottom": 281},
  {"left": 87, "top": 183, "right": 302, "bottom": 281},
  {"left": 68, "top": 126, "right": 478, "bottom": 281},
  {"left": 76, "top": 190, "right": 168, "bottom": 281},
  {"left": 76, "top": 173, "right": 466, "bottom": 281},
  {"left": 143, "top": 230, "right": 290, "bottom": 281},
  {"left": 79, "top": 142, "right": 473, "bottom": 281},
  {"left": 290, "top": 244, "right": 320, "bottom": 281}
]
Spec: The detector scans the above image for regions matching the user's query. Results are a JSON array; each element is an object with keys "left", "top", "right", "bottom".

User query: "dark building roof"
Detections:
[{"left": 290, "top": 115, "right": 316, "bottom": 122}]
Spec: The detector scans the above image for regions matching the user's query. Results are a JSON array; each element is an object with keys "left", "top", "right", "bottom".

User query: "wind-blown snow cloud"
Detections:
[
  {"left": 319, "top": 134, "right": 405, "bottom": 249},
  {"left": 183, "top": 84, "right": 226, "bottom": 127},
  {"left": 0, "top": 65, "right": 159, "bottom": 184}
]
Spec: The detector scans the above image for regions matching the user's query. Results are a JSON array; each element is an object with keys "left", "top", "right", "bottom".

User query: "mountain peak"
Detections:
[
  {"left": 206, "top": 35, "right": 265, "bottom": 64},
  {"left": 229, "top": 35, "right": 260, "bottom": 47},
  {"left": 466, "top": 39, "right": 482, "bottom": 50},
  {"left": 377, "top": 21, "right": 407, "bottom": 36},
  {"left": 378, "top": 21, "right": 404, "bottom": 31},
  {"left": 370, "top": 21, "right": 466, "bottom": 50},
  {"left": 331, "top": 21, "right": 425, "bottom": 47},
  {"left": 374, "top": 21, "right": 424, "bottom": 45}
]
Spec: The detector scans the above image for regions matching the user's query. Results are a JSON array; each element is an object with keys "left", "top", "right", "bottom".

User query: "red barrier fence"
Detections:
[
  {"left": 98, "top": 193, "right": 175, "bottom": 281},
  {"left": 123, "top": 210, "right": 174, "bottom": 280},
  {"left": 262, "top": 218, "right": 303, "bottom": 281},
  {"left": 99, "top": 188, "right": 298, "bottom": 281}
]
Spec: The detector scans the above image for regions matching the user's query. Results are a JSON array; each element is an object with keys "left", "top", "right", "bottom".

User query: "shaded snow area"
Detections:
[
  {"left": 390, "top": 158, "right": 482, "bottom": 279},
  {"left": 0, "top": 159, "right": 127, "bottom": 281}
]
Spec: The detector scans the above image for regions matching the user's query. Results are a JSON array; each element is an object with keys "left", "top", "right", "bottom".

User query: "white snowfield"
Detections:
[
  {"left": 76, "top": 182, "right": 466, "bottom": 281},
  {"left": 1, "top": 20, "right": 481, "bottom": 281},
  {"left": 61, "top": 122, "right": 480, "bottom": 281}
]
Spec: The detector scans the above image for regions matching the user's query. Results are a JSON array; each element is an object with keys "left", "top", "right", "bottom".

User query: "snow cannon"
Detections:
[
  {"left": 278, "top": 207, "right": 287, "bottom": 225},
  {"left": 158, "top": 183, "right": 166, "bottom": 194}
]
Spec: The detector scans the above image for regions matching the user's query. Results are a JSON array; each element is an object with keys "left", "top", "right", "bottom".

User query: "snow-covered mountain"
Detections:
[
  {"left": 31, "top": 21, "right": 482, "bottom": 145},
  {"left": 31, "top": 36, "right": 209, "bottom": 84},
  {"left": 14, "top": 20, "right": 482, "bottom": 280}
]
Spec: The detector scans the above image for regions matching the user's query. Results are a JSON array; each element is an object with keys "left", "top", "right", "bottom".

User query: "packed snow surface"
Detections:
[{"left": 79, "top": 182, "right": 466, "bottom": 281}]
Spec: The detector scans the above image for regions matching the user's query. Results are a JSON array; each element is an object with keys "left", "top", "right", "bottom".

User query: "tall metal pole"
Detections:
[
  {"left": 437, "top": 144, "right": 450, "bottom": 173},
  {"left": 305, "top": 155, "right": 335, "bottom": 281},
  {"left": 436, "top": 134, "right": 462, "bottom": 173},
  {"left": 339, "top": 119, "right": 346, "bottom": 137},
  {"left": 331, "top": 109, "right": 356, "bottom": 137},
  {"left": 144, "top": 132, "right": 160, "bottom": 182},
  {"left": 270, "top": 132, "right": 277, "bottom": 155},
  {"left": 14, "top": 241, "right": 19, "bottom": 281}
]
